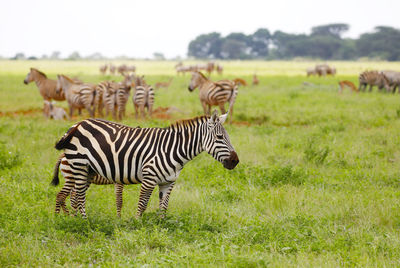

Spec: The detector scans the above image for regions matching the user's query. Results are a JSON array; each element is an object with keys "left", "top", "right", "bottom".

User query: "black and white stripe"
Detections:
[
  {"left": 133, "top": 84, "right": 154, "bottom": 118},
  {"left": 358, "top": 71, "right": 390, "bottom": 92},
  {"left": 52, "top": 153, "right": 125, "bottom": 217},
  {"left": 188, "top": 71, "right": 238, "bottom": 123},
  {"left": 52, "top": 111, "right": 239, "bottom": 218}
]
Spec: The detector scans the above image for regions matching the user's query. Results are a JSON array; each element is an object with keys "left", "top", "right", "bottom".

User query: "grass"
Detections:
[{"left": 1, "top": 60, "right": 400, "bottom": 266}]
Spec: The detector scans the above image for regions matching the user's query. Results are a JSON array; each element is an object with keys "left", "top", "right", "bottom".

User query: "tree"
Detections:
[
  {"left": 50, "top": 51, "right": 61, "bottom": 60},
  {"left": 311, "top": 23, "right": 349, "bottom": 38},
  {"left": 153, "top": 52, "right": 165, "bottom": 60},
  {"left": 11, "top": 53, "right": 26, "bottom": 60},
  {"left": 67, "top": 51, "right": 81, "bottom": 60},
  {"left": 356, "top": 26, "right": 400, "bottom": 61},
  {"left": 188, "top": 32, "right": 223, "bottom": 59}
]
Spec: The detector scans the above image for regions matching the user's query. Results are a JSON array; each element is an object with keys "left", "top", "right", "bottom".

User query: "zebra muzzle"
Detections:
[{"left": 223, "top": 151, "right": 239, "bottom": 170}]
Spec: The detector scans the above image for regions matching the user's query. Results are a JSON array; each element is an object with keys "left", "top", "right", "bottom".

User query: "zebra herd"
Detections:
[
  {"left": 358, "top": 70, "right": 400, "bottom": 93},
  {"left": 24, "top": 65, "right": 242, "bottom": 218},
  {"left": 24, "top": 68, "right": 154, "bottom": 120}
]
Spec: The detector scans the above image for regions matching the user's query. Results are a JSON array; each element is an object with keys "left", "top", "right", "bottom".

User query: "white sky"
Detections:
[{"left": 1, "top": 0, "right": 399, "bottom": 59}]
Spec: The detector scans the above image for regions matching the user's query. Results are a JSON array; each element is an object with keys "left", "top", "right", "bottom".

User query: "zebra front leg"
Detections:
[
  {"left": 158, "top": 182, "right": 175, "bottom": 218},
  {"left": 201, "top": 102, "right": 208, "bottom": 116},
  {"left": 136, "top": 179, "right": 157, "bottom": 218},
  {"left": 115, "top": 184, "right": 124, "bottom": 217}
]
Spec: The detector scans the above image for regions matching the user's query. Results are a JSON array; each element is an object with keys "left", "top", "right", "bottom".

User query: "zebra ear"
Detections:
[
  {"left": 219, "top": 113, "right": 228, "bottom": 124},
  {"left": 210, "top": 110, "right": 218, "bottom": 122}
]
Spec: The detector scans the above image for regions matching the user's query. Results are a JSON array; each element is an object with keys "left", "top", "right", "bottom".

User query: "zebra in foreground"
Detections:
[
  {"left": 52, "top": 153, "right": 124, "bottom": 217},
  {"left": 188, "top": 71, "right": 238, "bottom": 123},
  {"left": 51, "top": 111, "right": 239, "bottom": 218},
  {"left": 132, "top": 76, "right": 154, "bottom": 118},
  {"left": 358, "top": 71, "right": 390, "bottom": 92}
]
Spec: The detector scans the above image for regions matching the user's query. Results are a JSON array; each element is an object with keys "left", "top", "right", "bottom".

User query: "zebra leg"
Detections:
[
  {"left": 115, "top": 184, "right": 124, "bottom": 217},
  {"left": 71, "top": 183, "right": 91, "bottom": 216},
  {"left": 134, "top": 104, "right": 139, "bottom": 119},
  {"left": 55, "top": 177, "right": 75, "bottom": 214},
  {"left": 148, "top": 104, "right": 153, "bottom": 118},
  {"left": 158, "top": 182, "right": 175, "bottom": 218},
  {"left": 140, "top": 105, "right": 146, "bottom": 119},
  {"left": 218, "top": 103, "right": 226, "bottom": 115},
  {"left": 201, "top": 102, "right": 208, "bottom": 115},
  {"left": 136, "top": 179, "right": 157, "bottom": 218}
]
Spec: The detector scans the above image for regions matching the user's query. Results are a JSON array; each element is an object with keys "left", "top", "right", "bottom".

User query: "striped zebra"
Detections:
[
  {"left": 56, "top": 75, "right": 96, "bottom": 117},
  {"left": 51, "top": 111, "right": 239, "bottom": 218},
  {"left": 358, "top": 71, "right": 390, "bottom": 92},
  {"left": 132, "top": 76, "right": 154, "bottom": 118},
  {"left": 382, "top": 70, "right": 400, "bottom": 93},
  {"left": 188, "top": 71, "right": 238, "bottom": 123},
  {"left": 52, "top": 153, "right": 124, "bottom": 217}
]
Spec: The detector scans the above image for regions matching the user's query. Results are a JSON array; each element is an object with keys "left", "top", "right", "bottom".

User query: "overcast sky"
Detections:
[{"left": 1, "top": 0, "right": 399, "bottom": 59}]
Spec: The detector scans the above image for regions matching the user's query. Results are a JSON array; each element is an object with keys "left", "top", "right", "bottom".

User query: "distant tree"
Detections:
[
  {"left": 188, "top": 32, "right": 223, "bottom": 59},
  {"left": 86, "top": 52, "right": 104, "bottom": 60},
  {"left": 153, "top": 52, "right": 166, "bottom": 60},
  {"left": 67, "top": 51, "right": 81, "bottom": 60},
  {"left": 41, "top": 54, "right": 48, "bottom": 59},
  {"left": 356, "top": 26, "right": 400, "bottom": 61},
  {"left": 11, "top": 53, "right": 26, "bottom": 60},
  {"left": 50, "top": 51, "right": 61, "bottom": 60},
  {"left": 250, "top": 28, "right": 271, "bottom": 57},
  {"left": 27, "top": 56, "right": 38, "bottom": 60},
  {"left": 220, "top": 39, "right": 248, "bottom": 59},
  {"left": 311, "top": 23, "right": 349, "bottom": 38}
]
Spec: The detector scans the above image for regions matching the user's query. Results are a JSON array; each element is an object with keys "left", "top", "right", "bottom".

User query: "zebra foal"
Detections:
[{"left": 51, "top": 111, "right": 239, "bottom": 218}]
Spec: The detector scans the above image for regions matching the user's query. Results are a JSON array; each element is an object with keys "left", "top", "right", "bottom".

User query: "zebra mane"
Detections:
[
  {"left": 166, "top": 116, "right": 208, "bottom": 132},
  {"left": 32, "top": 68, "right": 47, "bottom": 78},
  {"left": 196, "top": 71, "right": 208, "bottom": 80}
]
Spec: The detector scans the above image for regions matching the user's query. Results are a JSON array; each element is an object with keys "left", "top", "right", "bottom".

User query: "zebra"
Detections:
[
  {"left": 52, "top": 153, "right": 124, "bottom": 217},
  {"left": 188, "top": 71, "right": 238, "bottom": 123},
  {"left": 51, "top": 111, "right": 239, "bottom": 218},
  {"left": 56, "top": 75, "right": 96, "bottom": 117},
  {"left": 132, "top": 76, "right": 154, "bottom": 119},
  {"left": 358, "top": 71, "right": 390, "bottom": 92},
  {"left": 382, "top": 70, "right": 400, "bottom": 93}
]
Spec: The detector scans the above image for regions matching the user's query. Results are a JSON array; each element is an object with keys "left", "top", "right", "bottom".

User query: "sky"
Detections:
[{"left": 1, "top": 0, "right": 399, "bottom": 59}]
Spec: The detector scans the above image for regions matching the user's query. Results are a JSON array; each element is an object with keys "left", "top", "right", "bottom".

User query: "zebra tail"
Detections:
[
  {"left": 51, "top": 153, "right": 64, "bottom": 186},
  {"left": 55, "top": 122, "right": 81, "bottom": 150}
]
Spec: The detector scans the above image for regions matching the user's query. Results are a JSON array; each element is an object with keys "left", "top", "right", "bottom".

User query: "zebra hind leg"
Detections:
[{"left": 55, "top": 177, "right": 75, "bottom": 214}]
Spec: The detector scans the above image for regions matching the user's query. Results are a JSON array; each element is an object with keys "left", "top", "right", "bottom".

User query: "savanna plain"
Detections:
[{"left": 1, "top": 60, "right": 400, "bottom": 267}]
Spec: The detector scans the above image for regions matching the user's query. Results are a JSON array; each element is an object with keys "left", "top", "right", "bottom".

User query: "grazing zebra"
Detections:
[
  {"left": 133, "top": 76, "right": 154, "bottom": 119},
  {"left": 51, "top": 111, "right": 239, "bottom": 218},
  {"left": 56, "top": 74, "right": 96, "bottom": 117},
  {"left": 382, "top": 70, "right": 400, "bottom": 93},
  {"left": 99, "top": 64, "right": 108, "bottom": 75},
  {"left": 188, "top": 71, "right": 238, "bottom": 123},
  {"left": 52, "top": 153, "right": 125, "bottom": 217},
  {"left": 358, "top": 71, "right": 390, "bottom": 92},
  {"left": 43, "top": 100, "right": 69, "bottom": 120}
]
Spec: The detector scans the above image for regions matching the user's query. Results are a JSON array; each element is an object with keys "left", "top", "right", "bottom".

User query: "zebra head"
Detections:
[
  {"left": 188, "top": 71, "right": 206, "bottom": 92},
  {"left": 23, "top": 68, "right": 34, "bottom": 84},
  {"left": 203, "top": 110, "right": 239, "bottom": 170}
]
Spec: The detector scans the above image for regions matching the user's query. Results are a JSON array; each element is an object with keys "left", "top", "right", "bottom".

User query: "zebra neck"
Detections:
[
  {"left": 34, "top": 75, "right": 45, "bottom": 87},
  {"left": 173, "top": 122, "right": 205, "bottom": 165}
]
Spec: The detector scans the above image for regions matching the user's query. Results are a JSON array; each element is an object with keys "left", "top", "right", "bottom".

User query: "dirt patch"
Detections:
[
  {"left": 0, "top": 108, "right": 43, "bottom": 117},
  {"left": 232, "top": 121, "right": 252, "bottom": 127}
]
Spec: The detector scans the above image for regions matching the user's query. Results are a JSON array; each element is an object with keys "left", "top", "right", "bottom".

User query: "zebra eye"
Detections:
[{"left": 216, "top": 134, "right": 224, "bottom": 139}]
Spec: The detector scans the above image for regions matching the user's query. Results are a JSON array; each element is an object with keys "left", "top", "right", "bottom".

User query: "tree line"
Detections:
[{"left": 187, "top": 24, "right": 400, "bottom": 61}]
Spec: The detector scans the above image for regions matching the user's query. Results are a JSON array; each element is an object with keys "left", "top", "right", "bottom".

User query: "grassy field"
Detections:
[{"left": 1, "top": 60, "right": 400, "bottom": 266}]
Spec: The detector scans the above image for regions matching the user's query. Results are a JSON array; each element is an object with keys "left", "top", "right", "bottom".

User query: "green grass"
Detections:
[{"left": 1, "top": 60, "right": 400, "bottom": 266}]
